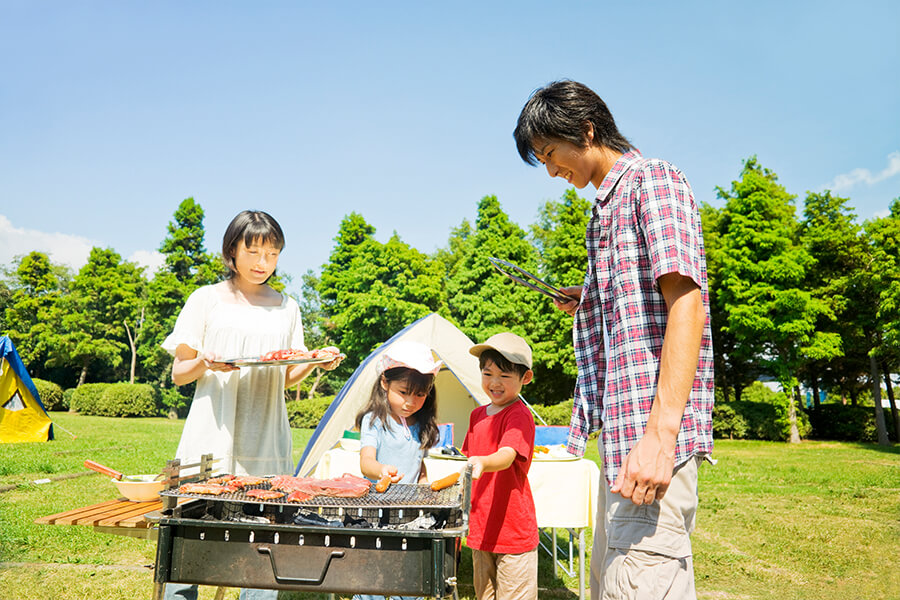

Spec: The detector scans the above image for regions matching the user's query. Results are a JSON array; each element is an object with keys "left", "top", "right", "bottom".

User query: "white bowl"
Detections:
[
  {"left": 338, "top": 438, "right": 361, "bottom": 452},
  {"left": 112, "top": 474, "right": 165, "bottom": 502}
]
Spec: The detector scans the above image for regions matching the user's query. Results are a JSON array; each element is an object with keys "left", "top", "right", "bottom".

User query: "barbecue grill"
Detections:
[{"left": 151, "top": 466, "right": 472, "bottom": 599}]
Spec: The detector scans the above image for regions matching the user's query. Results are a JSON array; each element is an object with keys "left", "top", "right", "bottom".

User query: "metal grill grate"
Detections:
[{"left": 160, "top": 481, "right": 462, "bottom": 510}]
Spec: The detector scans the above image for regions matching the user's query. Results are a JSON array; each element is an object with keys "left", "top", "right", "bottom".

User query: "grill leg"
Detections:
[{"left": 151, "top": 582, "right": 164, "bottom": 600}]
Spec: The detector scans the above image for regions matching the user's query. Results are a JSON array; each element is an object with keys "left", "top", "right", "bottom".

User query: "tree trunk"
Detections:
[
  {"left": 77, "top": 363, "right": 88, "bottom": 387},
  {"left": 307, "top": 370, "right": 326, "bottom": 400},
  {"left": 870, "top": 354, "right": 890, "bottom": 446},
  {"left": 788, "top": 385, "right": 801, "bottom": 444},
  {"left": 123, "top": 307, "right": 145, "bottom": 385},
  {"left": 734, "top": 384, "right": 742, "bottom": 402},
  {"left": 811, "top": 370, "right": 821, "bottom": 410},
  {"left": 124, "top": 320, "right": 136, "bottom": 384},
  {"left": 881, "top": 363, "right": 899, "bottom": 442}
]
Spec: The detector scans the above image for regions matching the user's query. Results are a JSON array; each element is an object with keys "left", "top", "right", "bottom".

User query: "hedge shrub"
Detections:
[
  {"left": 63, "top": 387, "right": 76, "bottom": 411},
  {"left": 69, "top": 383, "right": 110, "bottom": 415},
  {"left": 100, "top": 383, "right": 159, "bottom": 417},
  {"left": 286, "top": 395, "right": 335, "bottom": 428},
  {"left": 69, "top": 382, "right": 159, "bottom": 417},
  {"left": 532, "top": 399, "right": 574, "bottom": 426},
  {"left": 712, "top": 402, "right": 749, "bottom": 439},
  {"left": 808, "top": 403, "right": 878, "bottom": 442},
  {"left": 713, "top": 397, "right": 811, "bottom": 441},
  {"left": 31, "top": 378, "right": 65, "bottom": 411}
]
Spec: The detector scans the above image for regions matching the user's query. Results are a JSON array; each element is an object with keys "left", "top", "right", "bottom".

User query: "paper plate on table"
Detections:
[{"left": 532, "top": 445, "right": 579, "bottom": 461}]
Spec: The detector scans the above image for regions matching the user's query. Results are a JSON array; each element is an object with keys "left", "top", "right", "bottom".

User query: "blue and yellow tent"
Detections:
[{"left": 0, "top": 335, "right": 53, "bottom": 443}]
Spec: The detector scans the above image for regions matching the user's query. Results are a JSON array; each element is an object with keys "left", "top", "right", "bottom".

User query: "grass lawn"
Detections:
[{"left": 1, "top": 412, "right": 898, "bottom": 599}]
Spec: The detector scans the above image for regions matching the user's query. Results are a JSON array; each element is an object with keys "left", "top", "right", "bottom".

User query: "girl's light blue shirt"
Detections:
[{"left": 359, "top": 412, "right": 425, "bottom": 484}]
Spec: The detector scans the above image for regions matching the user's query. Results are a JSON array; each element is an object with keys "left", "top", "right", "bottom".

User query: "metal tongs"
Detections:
[{"left": 488, "top": 257, "right": 579, "bottom": 303}]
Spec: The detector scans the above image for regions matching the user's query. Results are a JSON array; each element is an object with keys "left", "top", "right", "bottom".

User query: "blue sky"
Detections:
[{"left": 2, "top": 1, "right": 898, "bottom": 296}]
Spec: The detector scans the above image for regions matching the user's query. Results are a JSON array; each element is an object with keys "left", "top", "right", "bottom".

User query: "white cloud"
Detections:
[
  {"left": 0, "top": 214, "right": 94, "bottom": 271},
  {"left": 128, "top": 249, "right": 165, "bottom": 274},
  {"left": 827, "top": 151, "right": 900, "bottom": 193},
  {"left": 0, "top": 215, "right": 164, "bottom": 275}
]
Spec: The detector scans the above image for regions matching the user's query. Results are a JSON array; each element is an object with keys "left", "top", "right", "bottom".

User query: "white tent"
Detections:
[{"left": 295, "top": 313, "right": 490, "bottom": 476}]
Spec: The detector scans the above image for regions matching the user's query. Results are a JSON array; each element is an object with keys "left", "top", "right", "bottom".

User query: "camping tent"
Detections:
[
  {"left": 0, "top": 335, "right": 53, "bottom": 443},
  {"left": 295, "top": 313, "right": 490, "bottom": 476}
]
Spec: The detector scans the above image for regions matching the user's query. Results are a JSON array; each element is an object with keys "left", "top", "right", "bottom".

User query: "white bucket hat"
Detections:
[{"left": 378, "top": 341, "right": 443, "bottom": 375}]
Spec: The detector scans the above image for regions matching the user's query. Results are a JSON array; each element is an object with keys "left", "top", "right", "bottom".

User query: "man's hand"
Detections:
[
  {"left": 610, "top": 429, "right": 675, "bottom": 505},
  {"left": 553, "top": 286, "right": 582, "bottom": 316}
]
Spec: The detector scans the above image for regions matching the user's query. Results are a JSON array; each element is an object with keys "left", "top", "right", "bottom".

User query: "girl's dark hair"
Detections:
[
  {"left": 354, "top": 367, "right": 439, "bottom": 450},
  {"left": 222, "top": 210, "right": 285, "bottom": 280},
  {"left": 514, "top": 79, "right": 634, "bottom": 166},
  {"left": 478, "top": 349, "right": 530, "bottom": 379}
]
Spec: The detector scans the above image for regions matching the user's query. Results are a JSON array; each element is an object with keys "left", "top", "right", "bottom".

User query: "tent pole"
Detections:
[
  {"left": 518, "top": 394, "right": 547, "bottom": 425},
  {"left": 53, "top": 421, "right": 78, "bottom": 440}
]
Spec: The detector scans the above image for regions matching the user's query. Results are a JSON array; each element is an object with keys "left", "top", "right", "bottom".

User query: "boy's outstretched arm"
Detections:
[{"left": 467, "top": 447, "right": 517, "bottom": 479}]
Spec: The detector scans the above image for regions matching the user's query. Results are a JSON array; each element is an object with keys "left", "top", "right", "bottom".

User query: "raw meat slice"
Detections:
[
  {"left": 286, "top": 489, "right": 315, "bottom": 502},
  {"left": 231, "top": 475, "right": 266, "bottom": 488},
  {"left": 245, "top": 488, "right": 284, "bottom": 500},
  {"left": 207, "top": 474, "right": 236, "bottom": 485},
  {"left": 179, "top": 483, "right": 232, "bottom": 495}
]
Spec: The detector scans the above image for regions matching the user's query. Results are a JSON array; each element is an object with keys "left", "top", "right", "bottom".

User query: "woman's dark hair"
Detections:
[
  {"left": 514, "top": 79, "right": 633, "bottom": 166},
  {"left": 222, "top": 210, "right": 285, "bottom": 280},
  {"left": 478, "top": 349, "right": 530, "bottom": 379},
  {"left": 354, "top": 367, "right": 440, "bottom": 450}
]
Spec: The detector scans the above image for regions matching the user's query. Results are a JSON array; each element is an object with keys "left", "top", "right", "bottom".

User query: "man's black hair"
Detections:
[
  {"left": 478, "top": 349, "right": 530, "bottom": 378},
  {"left": 514, "top": 79, "right": 634, "bottom": 166}
]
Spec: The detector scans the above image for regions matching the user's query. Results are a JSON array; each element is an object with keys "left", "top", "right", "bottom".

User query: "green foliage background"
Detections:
[{"left": 2, "top": 159, "right": 900, "bottom": 442}]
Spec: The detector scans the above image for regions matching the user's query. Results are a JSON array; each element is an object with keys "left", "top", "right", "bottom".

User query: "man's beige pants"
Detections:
[{"left": 590, "top": 449, "right": 701, "bottom": 600}]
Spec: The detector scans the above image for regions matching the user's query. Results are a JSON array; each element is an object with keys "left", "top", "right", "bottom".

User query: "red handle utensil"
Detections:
[{"left": 84, "top": 460, "right": 125, "bottom": 480}]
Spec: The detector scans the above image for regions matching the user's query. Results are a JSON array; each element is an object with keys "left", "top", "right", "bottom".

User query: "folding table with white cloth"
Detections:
[{"left": 314, "top": 447, "right": 600, "bottom": 600}]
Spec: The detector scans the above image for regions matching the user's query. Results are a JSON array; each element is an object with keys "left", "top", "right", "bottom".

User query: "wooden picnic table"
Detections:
[
  {"left": 36, "top": 497, "right": 233, "bottom": 600},
  {"left": 35, "top": 497, "right": 175, "bottom": 540}
]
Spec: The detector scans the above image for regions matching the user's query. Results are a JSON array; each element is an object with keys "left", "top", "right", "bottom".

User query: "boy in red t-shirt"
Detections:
[{"left": 463, "top": 332, "right": 538, "bottom": 600}]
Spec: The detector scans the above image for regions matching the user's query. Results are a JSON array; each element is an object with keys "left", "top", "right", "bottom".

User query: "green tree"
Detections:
[
  {"left": 715, "top": 157, "right": 841, "bottom": 442},
  {"left": 862, "top": 198, "right": 900, "bottom": 443},
  {"left": 529, "top": 188, "right": 591, "bottom": 403},
  {"left": 444, "top": 196, "right": 558, "bottom": 400},
  {"left": 701, "top": 203, "right": 760, "bottom": 401},
  {"left": 159, "top": 198, "right": 220, "bottom": 285},
  {"left": 139, "top": 199, "right": 223, "bottom": 395},
  {"left": 433, "top": 219, "right": 474, "bottom": 282},
  {"left": 319, "top": 213, "right": 445, "bottom": 371},
  {"left": 798, "top": 191, "right": 868, "bottom": 409},
  {"left": 2, "top": 252, "right": 71, "bottom": 379},
  {"left": 291, "top": 270, "right": 339, "bottom": 399},
  {"left": 45, "top": 248, "right": 146, "bottom": 386}
]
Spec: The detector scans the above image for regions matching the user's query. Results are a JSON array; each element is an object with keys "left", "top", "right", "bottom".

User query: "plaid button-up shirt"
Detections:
[{"left": 566, "top": 150, "right": 715, "bottom": 485}]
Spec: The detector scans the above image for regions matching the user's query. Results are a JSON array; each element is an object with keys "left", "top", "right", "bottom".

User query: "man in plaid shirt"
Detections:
[{"left": 514, "top": 80, "right": 714, "bottom": 600}]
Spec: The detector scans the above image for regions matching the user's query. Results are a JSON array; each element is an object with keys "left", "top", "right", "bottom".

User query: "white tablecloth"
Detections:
[{"left": 313, "top": 447, "right": 600, "bottom": 529}]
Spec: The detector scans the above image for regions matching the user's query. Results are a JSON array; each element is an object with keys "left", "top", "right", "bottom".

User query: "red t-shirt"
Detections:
[{"left": 462, "top": 399, "right": 538, "bottom": 553}]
